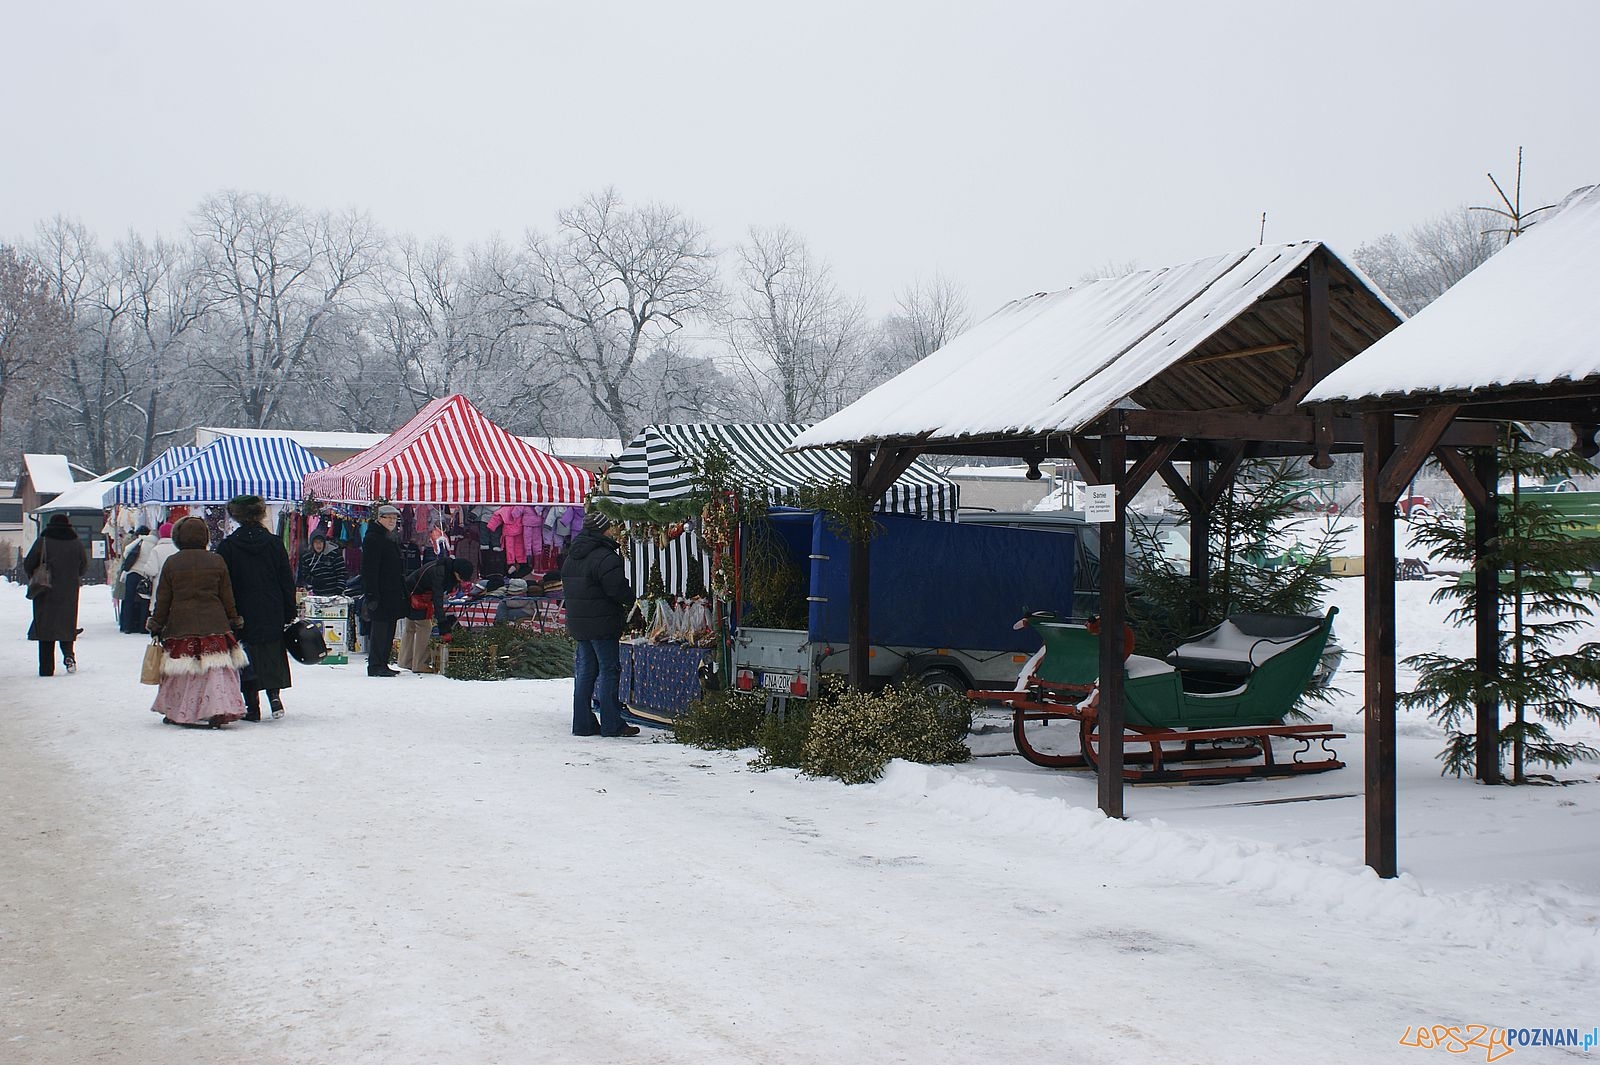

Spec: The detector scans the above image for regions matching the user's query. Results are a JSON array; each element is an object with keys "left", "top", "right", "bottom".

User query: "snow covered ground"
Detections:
[{"left": 2, "top": 560, "right": 1597, "bottom": 1064}]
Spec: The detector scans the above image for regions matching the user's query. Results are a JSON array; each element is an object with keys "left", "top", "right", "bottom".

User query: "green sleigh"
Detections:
[{"left": 974, "top": 609, "right": 1347, "bottom": 782}]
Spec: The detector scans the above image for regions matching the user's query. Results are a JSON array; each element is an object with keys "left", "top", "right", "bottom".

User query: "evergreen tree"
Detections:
[
  {"left": 1129, "top": 459, "right": 1346, "bottom": 655},
  {"left": 1401, "top": 427, "right": 1600, "bottom": 780}
]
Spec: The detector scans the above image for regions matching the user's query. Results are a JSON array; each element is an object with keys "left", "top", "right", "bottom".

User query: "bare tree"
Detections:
[
  {"left": 724, "top": 225, "right": 870, "bottom": 422},
  {"left": 0, "top": 243, "right": 69, "bottom": 450},
  {"left": 190, "top": 191, "right": 383, "bottom": 427},
  {"left": 117, "top": 233, "right": 208, "bottom": 463},
  {"left": 29, "top": 217, "right": 147, "bottom": 470},
  {"left": 873, "top": 273, "right": 970, "bottom": 378},
  {"left": 1354, "top": 206, "right": 1498, "bottom": 316},
  {"left": 521, "top": 188, "right": 722, "bottom": 439},
  {"left": 369, "top": 234, "right": 563, "bottom": 428}
]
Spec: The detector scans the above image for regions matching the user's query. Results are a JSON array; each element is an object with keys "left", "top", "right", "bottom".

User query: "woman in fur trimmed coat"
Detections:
[{"left": 146, "top": 515, "right": 248, "bottom": 728}]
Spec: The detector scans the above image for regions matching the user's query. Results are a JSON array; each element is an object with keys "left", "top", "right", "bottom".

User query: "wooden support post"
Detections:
[
  {"left": 1097, "top": 433, "right": 1128, "bottom": 820},
  {"left": 1474, "top": 447, "right": 1503, "bottom": 785},
  {"left": 847, "top": 446, "right": 871, "bottom": 691},
  {"left": 1303, "top": 250, "right": 1335, "bottom": 469},
  {"left": 1189, "top": 457, "right": 1211, "bottom": 629},
  {"left": 1363, "top": 413, "right": 1399, "bottom": 878}
]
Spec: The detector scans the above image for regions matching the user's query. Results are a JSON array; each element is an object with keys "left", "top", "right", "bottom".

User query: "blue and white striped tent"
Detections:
[
  {"left": 135, "top": 436, "right": 327, "bottom": 505},
  {"left": 103, "top": 446, "right": 199, "bottom": 507},
  {"left": 604, "top": 423, "right": 959, "bottom": 520}
]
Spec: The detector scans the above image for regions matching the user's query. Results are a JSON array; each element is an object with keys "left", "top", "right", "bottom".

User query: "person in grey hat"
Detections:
[{"left": 361, "top": 504, "right": 407, "bottom": 677}]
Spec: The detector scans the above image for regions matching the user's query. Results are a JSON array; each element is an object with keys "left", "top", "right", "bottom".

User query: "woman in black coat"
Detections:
[
  {"left": 216, "top": 495, "right": 297, "bottom": 720},
  {"left": 24, "top": 513, "right": 88, "bottom": 676}
]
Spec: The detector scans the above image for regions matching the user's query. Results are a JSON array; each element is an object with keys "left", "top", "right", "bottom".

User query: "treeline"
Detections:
[
  {"left": 0, "top": 187, "right": 1501, "bottom": 475},
  {"left": 0, "top": 188, "right": 969, "bottom": 470}
]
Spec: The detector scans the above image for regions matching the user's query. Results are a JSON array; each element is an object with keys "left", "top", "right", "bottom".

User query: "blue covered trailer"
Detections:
[{"left": 731, "top": 511, "right": 1077, "bottom": 697}]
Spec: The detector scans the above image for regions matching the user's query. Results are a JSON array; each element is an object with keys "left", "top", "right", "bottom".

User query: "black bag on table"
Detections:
[{"left": 284, "top": 619, "right": 329, "bottom": 665}]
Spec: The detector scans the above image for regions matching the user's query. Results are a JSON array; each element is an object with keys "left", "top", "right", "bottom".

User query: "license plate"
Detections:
[{"left": 760, "top": 671, "right": 796, "bottom": 692}]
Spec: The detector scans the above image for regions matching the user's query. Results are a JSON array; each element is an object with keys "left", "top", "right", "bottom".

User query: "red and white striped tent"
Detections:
[{"left": 302, "top": 394, "right": 593, "bottom": 505}]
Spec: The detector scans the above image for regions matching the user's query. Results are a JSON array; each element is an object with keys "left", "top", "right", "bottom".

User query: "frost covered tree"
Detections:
[
  {"left": 190, "top": 191, "right": 382, "bottom": 427},
  {"left": 873, "top": 274, "right": 969, "bottom": 379},
  {"left": 0, "top": 243, "right": 69, "bottom": 453},
  {"left": 520, "top": 188, "right": 721, "bottom": 440},
  {"left": 1353, "top": 206, "right": 1497, "bottom": 316},
  {"left": 111, "top": 233, "right": 208, "bottom": 464},
  {"left": 724, "top": 225, "right": 870, "bottom": 422}
]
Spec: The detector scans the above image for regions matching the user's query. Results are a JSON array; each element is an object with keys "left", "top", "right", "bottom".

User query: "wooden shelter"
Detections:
[
  {"left": 1306, "top": 183, "right": 1600, "bottom": 877},
  {"left": 793, "top": 241, "right": 1497, "bottom": 828}
]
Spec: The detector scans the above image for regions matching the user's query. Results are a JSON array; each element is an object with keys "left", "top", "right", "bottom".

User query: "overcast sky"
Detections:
[{"left": 4, "top": 0, "right": 1597, "bottom": 320}]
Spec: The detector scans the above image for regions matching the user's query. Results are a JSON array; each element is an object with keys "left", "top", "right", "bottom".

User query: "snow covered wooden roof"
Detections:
[
  {"left": 1305, "top": 184, "right": 1600, "bottom": 409},
  {"left": 22, "top": 454, "right": 76, "bottom": 496},
  {"left": 793, "top": 242, "right": 1401, "bottom": 451}
]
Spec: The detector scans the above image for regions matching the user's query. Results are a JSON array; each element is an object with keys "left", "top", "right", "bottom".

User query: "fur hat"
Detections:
[
  {"left": 47, "top": 513, "right": 72, "bottom": 528},
  {"left": 172, "top": 516, "right": 210, "bottom": 549},
  {"left": 227, "top": 494, "right": 267, "bottom": 524}
]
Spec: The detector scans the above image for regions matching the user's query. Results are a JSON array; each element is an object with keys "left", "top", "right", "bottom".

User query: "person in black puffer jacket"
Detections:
[
  {"left": 559, "top": 511, "right": 637, "bottom": 737},
  {"left": 216, "top": 495, "right": 297, "bottom": 721}
]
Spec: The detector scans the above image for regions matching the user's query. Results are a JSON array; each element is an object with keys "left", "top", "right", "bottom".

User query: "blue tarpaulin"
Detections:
[{"left": 764, "top": 511, "right": 1076, "bottom": 652}]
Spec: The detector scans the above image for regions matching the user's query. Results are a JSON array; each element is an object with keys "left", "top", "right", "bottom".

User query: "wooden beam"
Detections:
[
  {"left": 1472, "top": 447, "right": 1502, "bottom": 786},
  {"left": 1363, "top": 412, "right": 1399, "bottom": 878},
  {"left": 863, "top": 445, "right": 921, "bottom": 503},
  {"left": 847, "top": 447, "right": 871, "bottom": 691},
  {"left": 1123, "top": 438, "right": 1180, "bottom": 497},
  {"left": 1188, "top": 457, "right": 1211, "bottom": 628},
  {"left": 1433, "top": 445, "right": 1488, "bottom": 513},
  {"left": 1183, "top": 341, "right": 1296, "bottom": 368},
  {"left": 1067, "top": 439, "right": 1100, "bottom": 484},
  {"left": 1303, "top": 250, "right": 1335, "bottom": 468},
  {"left": 1202, "top": 444, "right": 1246, "bottom": 511},
  {"left": 1097, "top": 433, "right": 1127, "bottom": 821},
  {"left": 1377, "top": 405, "right": 1461, "bottom": 502},
  {"left": 1158, "top": 460, "right": 1201, "bottom": 514}
]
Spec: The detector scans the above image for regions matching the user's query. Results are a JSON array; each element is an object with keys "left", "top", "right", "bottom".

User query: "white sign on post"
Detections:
[
  {"left": 1084, "top": 484, "right": 1117, "bottom": 523},
  {"left": 91, "top": 539, "right": 107, "bottom": 559}
]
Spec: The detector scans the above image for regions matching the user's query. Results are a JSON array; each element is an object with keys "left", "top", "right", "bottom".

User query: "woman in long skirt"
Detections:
[{"left": 147, "top": 516, "right": 247, "bottom": 728}]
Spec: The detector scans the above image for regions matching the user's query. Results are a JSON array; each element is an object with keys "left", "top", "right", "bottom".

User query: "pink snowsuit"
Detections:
[{"left": 488, "top": 506, "right": 543, "bottom": 565}]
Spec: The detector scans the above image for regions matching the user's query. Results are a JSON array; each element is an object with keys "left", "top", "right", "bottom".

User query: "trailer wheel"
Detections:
[{"left": 917, "top": 667, "right": 969, "bottom": 697}]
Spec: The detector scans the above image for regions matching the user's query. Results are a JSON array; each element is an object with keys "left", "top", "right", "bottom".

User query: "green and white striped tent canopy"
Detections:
[{"left": 605, "top": 423, "right": 958, "bottom": 519}]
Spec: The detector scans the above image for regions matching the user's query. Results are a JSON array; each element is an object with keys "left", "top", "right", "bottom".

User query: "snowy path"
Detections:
[{"left": 1, "top": 583, "right": 1596, "bottom": 1064}]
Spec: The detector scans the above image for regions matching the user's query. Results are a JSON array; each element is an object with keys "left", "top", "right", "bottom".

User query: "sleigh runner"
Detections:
[{"left": 971, "top": 609, "right": 1346, "bottom": 783}]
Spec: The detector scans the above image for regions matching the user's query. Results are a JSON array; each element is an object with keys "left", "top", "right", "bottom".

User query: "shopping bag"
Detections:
[
  {"left": 140, "top": 639, "right": 164, "bottom": 685},
  {"left": 25, "top": 563, "right": 52, "bottom": 600},
  {"left": 283, "top": 619, "right": 329, "bottom": 665}
]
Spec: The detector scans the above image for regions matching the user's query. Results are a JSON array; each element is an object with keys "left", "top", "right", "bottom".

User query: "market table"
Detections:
[
  {"left": 620, "top": 639, "right": 713, "bottom": 724},
  {"left": 446, "top": 596, "right": 567, "bottom": 633}
]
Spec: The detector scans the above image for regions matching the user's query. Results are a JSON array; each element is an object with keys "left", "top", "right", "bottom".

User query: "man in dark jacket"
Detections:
[
  {"left": 560, "top": 511, "right": 638, "bottom": 736},
  {"left": 216, "top": 495, "right": 298, "bottom": 720},
  {"left": 299, "top": 533, "right": 348, "bottom": 596},
  {"left": 361, "top": 505, "right": 408, "bottom": 677}
]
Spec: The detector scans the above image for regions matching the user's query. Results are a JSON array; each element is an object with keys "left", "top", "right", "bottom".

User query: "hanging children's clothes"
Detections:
[{"left": 488, "top": 505, "right": 542, "bottom": 565}]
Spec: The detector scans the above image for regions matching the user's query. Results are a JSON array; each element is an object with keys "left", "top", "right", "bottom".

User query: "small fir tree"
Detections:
[
  {"left": 1401, "top": 427, "right": 1600, "bottom": 780},
  {"left": 1129, "top": 459, "right": 1346, "bottom": 654}
]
